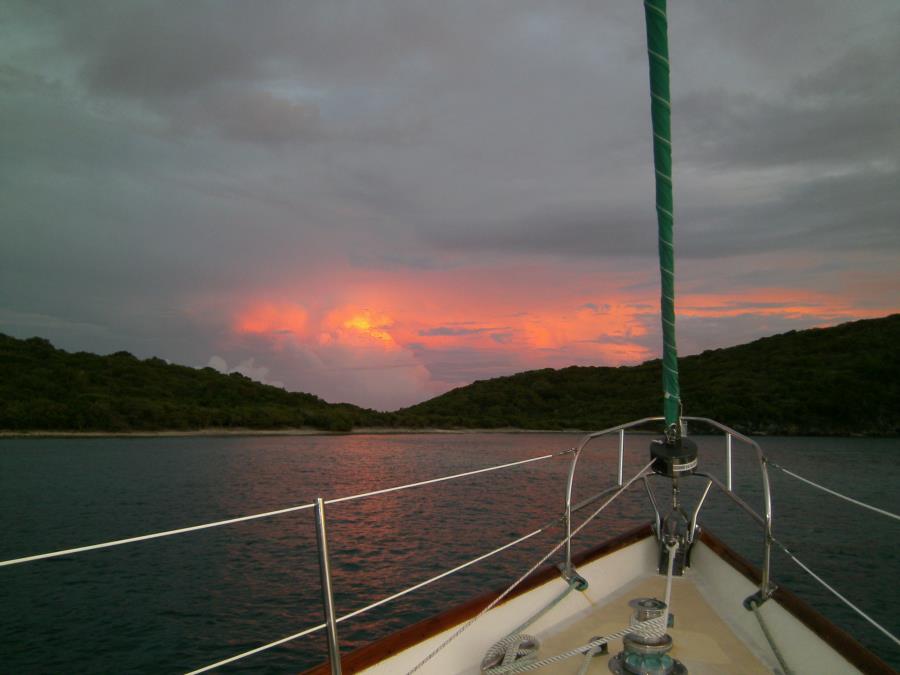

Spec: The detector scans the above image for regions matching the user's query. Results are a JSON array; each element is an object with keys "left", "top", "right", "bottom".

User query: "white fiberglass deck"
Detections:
[
  {"left": 537, "top": 572, "right": 768, "bottom": 673},
  {"left": 358, "top": 534, "right": 863, "bottom": 675}
]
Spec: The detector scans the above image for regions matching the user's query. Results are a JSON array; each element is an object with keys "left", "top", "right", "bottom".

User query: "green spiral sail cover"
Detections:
[{"left": 643, "top": 0, "right": 681, "bottom": 432}]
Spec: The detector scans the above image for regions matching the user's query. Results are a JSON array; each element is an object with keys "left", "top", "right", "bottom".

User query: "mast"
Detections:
[{"left": 643, "top": 0, "right": 681, "bottom": 437}]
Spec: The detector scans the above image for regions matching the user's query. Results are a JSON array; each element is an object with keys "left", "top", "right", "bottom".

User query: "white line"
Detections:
[
  {"left": 1, "top": 453, "right": 564, "bottom": 567},
  {"left": 183, "top": 622, "right": 327, "bottom": 675},
  {"left": 656, "top": 206, "right": 674, "bottom": 219},
  {"left": 325, "top": 453, "right": 557, "bottom": 505},
  {"left": 183, "top": 528, "right": 546, "bottom": 674},
  {"left": 777, "top": 541, "right": 900, "bottom": 647},
  {"left": 772, "top": 465, "right": 900, "bottom": 522},
  {"left": 644, "top": 2, "right": 667, "bottom": 21},
  {"left": 0, "top": 501, "right": 317, "bottom": 567},
  {"left": 337, "top": 528, "right": 545, "bottom": 624},
  {"left": 407, "top": 460, "right": 655, "bottom": 673},
  {"left": 647, "top": 48, "right": 670, "bottom": 65},
  {"left": 651, "top": 92, "right": 671, "bottom": 109}
]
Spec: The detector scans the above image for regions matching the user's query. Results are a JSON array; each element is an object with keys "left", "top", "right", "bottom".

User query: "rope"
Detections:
[
  {"left": 338, "top": 528, "right": 546, "bottom": 625},
  {"left": 747, "top": 601, "right": 794, "bottom": 675},
  {"left": 510, "top": 579, "right": 578, "bottom": 636},
  {"left": 772, "top": 537, "right": 900, "bottom": 648},
  {"left": 326, "top": 451, "right": 569, "bottom": 505},
  {"left": 575, "top": 642, "right": 603, "bottom": 675},
  {"left": 183, "top": 621, "right": 326, "bottom": 675},
  {"left": 407, "top": 460, "right": 656, "bottom": 674},
  {"left": 481, "top": 634, "right": 540, "bottom": 673},
  {"left": 486, "top": 521, "right": 679, "bottom": 673},
  {"left": 0, "top": 501, "right": 316, "bottom": 568},
  {"left": 1, "top": 451, "right": 567, "bottom": 568},
  {"left": 480, "top": 577, "right": 582, "bottom": 673},
  {"left": 483, "top": 618, "right": 666, "bottom": 674},
  {"left": 183, "top": 527, "right": 547, "bottom": 674},
  {"left": 662, "top": 540, "right": 678, "bottom": 631},
  {"left": 575, "top": 652, "right": 593, "bottom": 675},
  {"left": 768, "top": 462, "right": 900, "bottom": 522}
]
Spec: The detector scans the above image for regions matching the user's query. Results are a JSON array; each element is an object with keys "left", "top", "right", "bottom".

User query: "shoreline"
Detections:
[
  {"left": 0, "top": 428, "right": 889, "bottom": 439},
  {"left": 0, "top": 427, "right": 592, "bottom": 439}
]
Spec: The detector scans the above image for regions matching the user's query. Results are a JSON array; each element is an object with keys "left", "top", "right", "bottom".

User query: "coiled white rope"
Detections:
[
  {"left": 481, "top": 634, "right": 541, "bottom": 672},
  {"left": 484, "top": 513, "right": 678, "bottom": 674},
  {"left": 482, "top": 617, "right": 667, "bottom": 674},
  {"left": 480, "top": 578, "right": 582, "bottom": 673}
]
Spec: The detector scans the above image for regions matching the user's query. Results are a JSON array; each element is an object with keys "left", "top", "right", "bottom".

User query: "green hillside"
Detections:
[
  {"left": 2, "top": 314, "right": 898, "bottom": 435},
  {"left": 0, "top": 335, "right": 384, "bottom": 432},
  {"left": 392, "top": 314, "right": 900, "bottom": 436}
]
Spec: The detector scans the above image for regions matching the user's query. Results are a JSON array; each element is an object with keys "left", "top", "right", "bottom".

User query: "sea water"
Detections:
[{"left": 1, "top": 433, "right": 897, "bottom": 672}]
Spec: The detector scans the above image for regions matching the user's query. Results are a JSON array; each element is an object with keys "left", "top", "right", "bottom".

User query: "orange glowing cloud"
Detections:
[
  {"left": 676, "top": 288, "right": 884, "bottom": 322},
  {"left": 343, "top": 312, "right": 394, "bottom": 343},
  {"left": 234, "top": 302, "right": 309, "bottom": 336},
  {"left": 319, "top": 308, "right": 399, "bottom": 350},
  {"left": 207, "top": 255, "right": 896, "bottom": 409}
]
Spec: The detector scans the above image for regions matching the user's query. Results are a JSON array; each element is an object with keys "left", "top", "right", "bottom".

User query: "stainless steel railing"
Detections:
[
  {"left": 1, "top": 419, "right": 776, "bottom": 674},
  {"left": 8, "top": 420, "right": 896, "bottom": 672},
  {"left": 1, "top": 447, "right": 573, "bottom": 675},
  {"left": 562, "top": 416, "right": 776, "bottom": 600}
]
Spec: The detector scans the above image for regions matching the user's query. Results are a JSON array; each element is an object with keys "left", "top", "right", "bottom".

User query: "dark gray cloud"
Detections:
[
  {"left": 427, "top": 206, "right": 657, "bottom": 258},
  {"left": 677, "top": 38, "right": 900, "bottom": 170},
  {"left": 1, "top": 0, "right": 897, "bottom": 407}
]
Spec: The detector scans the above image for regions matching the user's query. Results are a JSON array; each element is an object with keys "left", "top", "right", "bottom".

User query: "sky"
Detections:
[{"left": 2, "top": 1, "right": 898, "bottom": 411}]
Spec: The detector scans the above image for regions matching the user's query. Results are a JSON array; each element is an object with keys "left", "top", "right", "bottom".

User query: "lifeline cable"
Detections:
[{"left": 407, "top": 460, "right": 656, "bottom": 674}]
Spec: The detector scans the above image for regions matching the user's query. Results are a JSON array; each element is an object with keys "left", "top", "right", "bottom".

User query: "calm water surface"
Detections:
[{"left": 1, "top": 433, "right": 898, "bottom": 672}]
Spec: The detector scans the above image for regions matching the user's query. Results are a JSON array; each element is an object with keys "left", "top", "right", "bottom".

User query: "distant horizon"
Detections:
[{"left": 3, "top": 2, "right": 898, "bottom": 409}]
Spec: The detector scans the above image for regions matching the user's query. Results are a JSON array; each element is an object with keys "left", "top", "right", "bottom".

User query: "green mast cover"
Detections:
[{"left": 643, "top": 0, "right": 681, "bottom": 432}]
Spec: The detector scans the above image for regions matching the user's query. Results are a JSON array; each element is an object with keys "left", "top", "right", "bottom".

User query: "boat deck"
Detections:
[
  {"left": 311, "top": 527, "right": 877, "bottom": 674},
  {"left": 536, "top": 572, "right": 770, "bottom": 674}
]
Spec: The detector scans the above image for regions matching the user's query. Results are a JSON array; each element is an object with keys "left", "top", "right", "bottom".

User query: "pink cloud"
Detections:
[{"left": 183, "top": 258, "right": 897, "bottom": 408}]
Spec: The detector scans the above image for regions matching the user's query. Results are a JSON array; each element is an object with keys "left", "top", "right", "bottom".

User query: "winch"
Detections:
[{"left": 608, "top": 598, "right": 687, "bottom": 675}]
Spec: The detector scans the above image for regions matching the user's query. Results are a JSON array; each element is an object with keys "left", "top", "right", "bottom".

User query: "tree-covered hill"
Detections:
[
  {"left": 2, "top": 314, "right": 898, "bottom": 435},
  {"left": 392, "top": 314, "right": 900, "bottom": 436},
  {"left": 0, "top": 335, "right": 384, "bottom": 432}
]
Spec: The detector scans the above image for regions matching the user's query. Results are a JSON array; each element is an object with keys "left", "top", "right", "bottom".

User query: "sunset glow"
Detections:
[
  {"left": 235, "top": 302, "right": 309, "bottom": 337},
  {"left": 201, "top": 257, "right": 898, "bottom": 410},
  {"left": 341, "top": 311, "right": 396, "bottom": 345},
  {"left": 4, "top": 2, "right": 897, "bottom": 411}
]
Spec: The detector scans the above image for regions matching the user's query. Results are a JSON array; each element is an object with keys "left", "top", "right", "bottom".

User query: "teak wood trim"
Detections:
[
  {"left": 698, "top": 529, "right": 894, "bottom": 675},
  {"left": 302, "top": 523, "right": 652, "bottom": 674}
]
